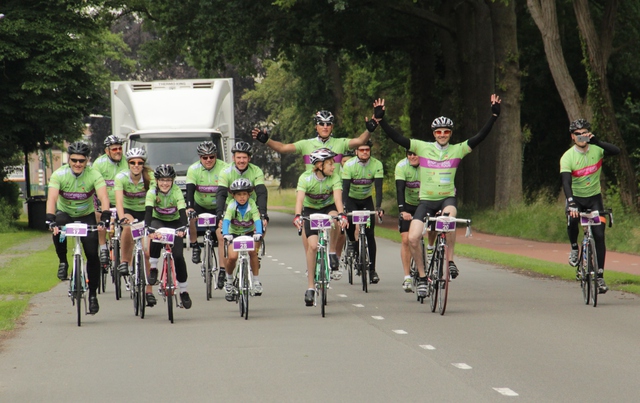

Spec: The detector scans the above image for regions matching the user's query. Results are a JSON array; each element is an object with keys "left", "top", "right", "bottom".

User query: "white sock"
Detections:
[
  {"left": 178, "top": 282, "right": 188, "bottom": 293},
  {"left": 149, "top": 258, "right": 158, "bottom": 269},
  {"left": 100, "top": 244, "right": 108, "bottom": 251},
  {"left": 404, "top": 275, "right": 411, "bottom": 280},
  {"left": 253, "top": 276, "right": 260, "bottom": 283}
]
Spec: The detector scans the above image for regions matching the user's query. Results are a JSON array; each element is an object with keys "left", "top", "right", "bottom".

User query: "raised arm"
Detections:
[
  {"left": 374, "top": 98, "right": 411, "bottom": 149},
  {"left": 252, "top": 128, "right": 297, "bottom": 153},
  {"left": 467, "top": 94, "right": 501, "bottom": 149}
]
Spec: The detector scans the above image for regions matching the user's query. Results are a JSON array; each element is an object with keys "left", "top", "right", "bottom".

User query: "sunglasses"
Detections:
[
  {"left": 434, "top": 129, "right": 452, "bottom": 135},
  {"left": 317, "top": 122, "right": 333, "bottom": 127},
  {"left": 70, "top": 158, "right": 87, "bottom": 164},
  {"left": 406, "top": 152, "right": 417, "bottom": 157},
  {"left": 357, "top": 148, "right": 371, "bottom": 152},
  {"left": 109, "top": 146, "right": 123, "bottom": 151},
  {"left": 201, "top": 155, "right": 216, "bottom": 160},
  {"left": 573, "top": 130, "right": 589, "bottom": 135},
  {"left": 129, "top": 161, "right": 144, "bottom": 166}
]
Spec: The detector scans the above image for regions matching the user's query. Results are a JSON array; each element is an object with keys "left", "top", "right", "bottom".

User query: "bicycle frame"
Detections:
[
  {"left": 62, "top": 222, "right": 98, "bottom": 326},
  {"left": 129, "top": 221, "right": 147, "bottom": 318},
  {"left": 197, "top": 213, "right": 219, "bottom": 300},
  {"left": 348, "top": 210, "right": 377, "bottom": 293},
  {"left": 576, "top": 210, "right": 604, "bottom": 307},
  {"left": 152, "top": 227, "right": 181, "bottom": 323},
  {"left": 230, "top": 235, "right": 255, "bottom": 320},
  {"left": 309, "top": 214, "right": 335, "bottom": 317}
]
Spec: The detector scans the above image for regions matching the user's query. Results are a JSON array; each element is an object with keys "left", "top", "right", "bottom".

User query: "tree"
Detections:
[{"left": 527, "top": 0, "right": 638, "bottom": 210}]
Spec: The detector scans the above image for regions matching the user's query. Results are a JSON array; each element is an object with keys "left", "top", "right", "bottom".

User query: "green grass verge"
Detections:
[{"left": 0, "top": 299, "right": 29, "bottom": 331}]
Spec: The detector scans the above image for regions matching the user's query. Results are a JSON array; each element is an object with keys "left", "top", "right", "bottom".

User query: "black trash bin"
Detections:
[{"left": 27, "top": 196, "right": 48, "bottom": 230}]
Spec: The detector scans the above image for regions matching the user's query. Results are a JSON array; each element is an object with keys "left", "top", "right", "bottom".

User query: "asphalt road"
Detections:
[{"left": 1, "top": 212, "right": 639, "bottom": 402}]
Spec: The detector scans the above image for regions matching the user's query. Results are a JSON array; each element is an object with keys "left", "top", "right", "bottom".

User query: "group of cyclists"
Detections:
[{"left": 46, "top": 91, "right": 619, "bottom": 314}]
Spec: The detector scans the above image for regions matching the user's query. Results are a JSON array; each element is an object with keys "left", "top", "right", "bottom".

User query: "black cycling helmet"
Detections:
[
  {"left": 67, "top": 142, "right": 90, "bottom": 157},
  {"left": 569, "top": 119, "right": 591, "bottom": 133},
  {"left": 314, "top": 110, "right": 335, "bottom": 125},
  {"left": 104, "top": 135, "right": 124, "bottom": 147},
  {"left": 431, "top": 116, "right": 454, "bottom": 130},
  {"left": 309, "top": 148, "right": 336, "bottom": 165},
  {"left": 196, "top": 141, "right": 217, "bottom": 156},
  {"left": 154, "top": 164, "right": 176, "bottom": 180},
  {"left": 231, "top": 141, "right": 252, "bottom": 156},
  {"left": 229, "top": 178, "right": 253, "bottom": 193}
]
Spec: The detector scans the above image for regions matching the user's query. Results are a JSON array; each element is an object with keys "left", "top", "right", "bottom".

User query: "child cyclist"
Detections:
[
  {"left": 293, "top": 148, "right": 348, "bottom": 306},
  {"left": 144, "top": 164, "right": 192, "bottom": 309},
  {"left": 222, "top": 178, "right": 264, "bottom": 301}
]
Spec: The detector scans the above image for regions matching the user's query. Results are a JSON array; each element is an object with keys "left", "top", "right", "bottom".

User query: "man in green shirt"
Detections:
[{"left": 45, "top": 142, "right": 111, "bottom": 315}]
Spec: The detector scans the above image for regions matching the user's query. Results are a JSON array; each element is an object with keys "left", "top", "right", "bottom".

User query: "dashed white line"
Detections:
[
  {"left": 452, "top": 363, "right": 472, "bottom": 369},
  {"left": 493, "top": 388, "right": 519, "bottom": 396},
  {"left": 337, "top": 294, "right": 347, "bottom": 298},
  {"left": 419, "top": 345, "right": 435, "bottom": 350},
  {"left": 271, "top": 258, "right": 278, "bottom": 261},
  {"left": 352, "top": 304, "right": 364, "bottom": 308},
  {"left": 294, "top": 271, "right": 301, "bottom": 274},
  {"left": 371, "top": 316, "right": 384, "bottom": 320},
  {"left": 393, "top": 330, "right": 408, "bottom": 335},
  {"left": 287, "top": 267, "right": 292, "bottom": 270},
  {"left": 279, "top": 262, "right": 285, "bottom": 265}
]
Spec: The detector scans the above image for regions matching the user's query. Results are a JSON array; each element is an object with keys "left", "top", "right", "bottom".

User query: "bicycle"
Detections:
[
  {"left": 224, "top": 235, "right": 258, "bottom": 320},
  {"left": 124, "top": 221, "right": 148, "bottom": 318},
  {"left": 150, "top": 226, "right": 186, "bottom": 323},
  {"left": 194, "top": 213, "right": 219, "bottom": 300},
  {"left": 424, "top": 214, "right": 471, "bottom": 315},
  {"left": 575, "top": 209, "right": 612, "bottom": 307},
  {"left": 298, "top": 213, "right": 340, "bottom": 317},
  {"left": 60, "top": 222, "right": 100, "bottom": 327},
  {"left": 347, "top": 210, "right": 382, "bottom": 293},
  {"left": 107, "top": 209, "right": 129, "bottom": 300},
  {"left": 340, "top": 236, "right": 356, "bottom": 285}
]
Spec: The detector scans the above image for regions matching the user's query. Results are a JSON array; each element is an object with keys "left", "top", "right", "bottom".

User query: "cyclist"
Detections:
[
  {"left": 342, "top": 140, "right": 384, "bottom": 284},
  {"left": 293, "top": 148, "right": 348, "bottom": 306},
  {"left": 221, "top": 178, "right": 264, "bottom": 300},
  {"left": 395, "top": 149, "right": 424, "bottom": 292},
  {"left": 186, "top": 141, "right": 228, "bottom": 289},
  {"left": 93, "top": 135, "right": 128, "bottom": 268},
  {"left": 377, "top": 94, "right": 501, "bottom": 298},
  {"left": 45, "top": 142, "right": 111, "bottom": 315},
  {"left": 252, "top": 110, "right": 375, "bottom": 271},
  {"left": 216, "top": 141, "right": 268, "bottom": 234},
  {"left": 114, "top": 147, "right": 156, "bottom": 305},
  {"left": 561, "top": 118, "right": 620, "bottom": 294},
  {"left": 144, "top": 164, "right": 192, "bottom": 309}
]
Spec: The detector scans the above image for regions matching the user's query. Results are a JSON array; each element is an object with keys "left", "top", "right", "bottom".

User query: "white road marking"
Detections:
[
  {"left": 287, "top": 267, "right": 292, "bottom": 270},
  {"left": 294, "top": 271, "right": 301, "bottom": 274},
  {"left": 393, "top": 330, "right": 408, "bottom": 335},
  {"left": 419, "top": 345, "right": 435, "bottom": 350},
  {"left": 371, "top": 316, "right": 384, "bottom": 320},
  {"left": 452, "top": 363, "right": 472, "bottom": 369},
  {"left": 271, "top": 258, "right": 278, "bottom": 261},
  {"left": 279, "top": 263, "right": 285, "bottom": 265},
  {"left": 493, "top": 388, "right": 519, "bottom": 396},
  {"left": 337, "top": 294, "right": 347, "bottom": 298},
  {"left": 352, "top": 304, "right": 364, "bottom": 308}
]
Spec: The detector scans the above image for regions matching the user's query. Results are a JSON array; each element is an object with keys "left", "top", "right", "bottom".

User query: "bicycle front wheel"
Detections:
[
  {"left": 429, "top": 246, "right": 443, "bottom": 313},
  {"left": 320, "top": 255, "right": 327, "bottom": 318},
  {"left": 242, "top": 261, "right": 250, "bottom": 320},
  {"left": 579, "top": 246, "right": 590, "bottom": 305},
  {"left": 438, "top": 251, "right": 450, "bottom": 315},
  {"left": 112, "top": 241, "right": 122, "bottom": 300},
  {"left": 165, "top": 256, "right": 174, "bottom": 323},
  {"left": 360, "top": 237, "right": 368, "bottom": 293},
  {"left": 204, "top": 241, "right": 213, "bottom": 301},
  {"left": 588, "top": 238, "right": 598, "bottom": 307},
  {"left": 74, "top": 254, "right": 83, "bottom": 327}
]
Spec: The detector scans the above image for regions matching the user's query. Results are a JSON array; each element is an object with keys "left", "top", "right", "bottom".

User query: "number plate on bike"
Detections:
[
  {"left": 66, "top": 223, "right": 88, "bottom": 237},
  {"left": 109, "top": 207, "right": 118, "bottom": 221},
  {"left": 351, "top": 210, "right": 370, "bottom": 225},
  {"left": 197, "top": 213, "right": 217, "bottom": 227},
  {"left": 435, "top": 217, "right": 456, "bottom": 232},
  {"left": 131, "top": 222, "right": 146, "bottom": 240},
  {"left": 580, "top": 213, "right": 601, "bottom": 225},
  {"left": 153, "top": 228, "right": 176, "bottom": 244},
  {"left": 232, "top": 235, "right": 254, "bottom": 251},
  {"left": 310, "top": 214, "right": 332, "bottom": 230}
]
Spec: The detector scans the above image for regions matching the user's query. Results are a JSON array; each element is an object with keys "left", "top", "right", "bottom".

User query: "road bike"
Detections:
[
  {"left": 340, "top": 236, "right": 356, "bottom": 285},
  {"left": 347, "top": 210, "right": 382, "bottom": 293},
  {"left": 61, "top": 222, "right": 99, "bottom": 327},
  {"left": 124, "top": 221, "right": 147, "bottom": 318},
  {"left": 107, "top": 209, "right": 129, "bottom": 300},
  {"left": 194, "top": 213, "right": 220, "bottom": 300},
  {"left": 225, "top": 235, "right": 258, "bottom": 320},
  {"left": 299, "top": 214, "right": 340, "bottom": 317},
  {"left": 575, "top": 209, "right": 612, "bottom": 307},
  {"left": 424, "top": 214, "right": 471, "bottom": 315},
  {"left": 150, "top": 226, "right": 186, "bottom": 323}
]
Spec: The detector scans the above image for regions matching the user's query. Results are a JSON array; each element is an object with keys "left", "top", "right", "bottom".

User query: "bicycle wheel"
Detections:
[
  {"left": 429, "top": 245, "right": 443, "bottom": 313},
  {"left": 320, "top": 253, "right": 327, "bottom": 318},
  {"left": 138, "top": 251, "right": 146, "bottom": 319},
  {"left": 242, "top": 261, "right": 250, "bottom": 320},
  {"left": 438, "top": 248, "right": 450, "bottom": 315},
  {"left": 132, "top": 250, "right": 139, "bottom": 316},
  {"left": 204, "top": 241, "right": 212, "bottom": 300},
  {"left": 100, "top": 260, "right": 107, "bottom": 294},
  {"left": 74, "top": 254, "right": 83, "bottom": 327},
  {"left": 360, "top": 237, "right": 368, "bottom": 293},
  {"left": 113, "top": 240, "right": 122, "bottom": 300},
  {"left": 588, "top": 238, "right": 598, "bottom": 307},
  {"left": 165, "top": 256, "right": 174, "bottom": 323},
  {"left": 579, "top": 246, "right": 590, "bottom": 305}
]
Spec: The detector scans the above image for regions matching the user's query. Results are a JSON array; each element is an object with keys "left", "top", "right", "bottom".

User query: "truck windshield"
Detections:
[{"left": 130, "top": 135, "right": 222, "bottom": 175}]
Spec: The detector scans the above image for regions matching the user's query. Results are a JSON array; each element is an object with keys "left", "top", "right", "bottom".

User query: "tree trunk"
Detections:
[
  {"left": 408, "top": 32, "right": 439, "bottom": 141},
  {"left": 487, "top": 0, "right": 523, "bottom": 209},
  {"left": 326, "top": 53, "right": 344, "bottom": 127}
]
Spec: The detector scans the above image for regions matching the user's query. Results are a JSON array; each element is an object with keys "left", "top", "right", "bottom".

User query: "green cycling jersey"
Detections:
[
  {"left": 92, "top": 154, "right": 128, "bottom": 205},
  {"left": 223, "top": 199, "right": 261, "bottom": 235},
  {"left": 186, "top": 160, "right": 228, "bottom": 209},
  {"left": 395, "top": 158, "right": 421, "bottom": 206},
  {"left": 296, "top": 170, "right": 342, "bottom": 210},
  {"left": 48, "top": 165, "right": 106, "bottom": 217},
  {"left": 145, "top": 184, "right": 186, "bottom": 222},
  {"left": 560, "top": 145, "right": 604, "bottom": 198},
  {"left": 218, "top": 163, "right": 265, "bottom": 205},
  {"left": 114, "top": 170, "right": 156, "bottom": 212},
  {"left": 294, "top": 136, "right": 351, "bottom": 172},
  {"left": 342, "top": 157, "right": 383, "bottom": 200}
]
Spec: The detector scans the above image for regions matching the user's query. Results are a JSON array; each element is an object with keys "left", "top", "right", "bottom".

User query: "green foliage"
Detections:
[{"left": 0, "top": 182, "right": 22, "bottom": 231}]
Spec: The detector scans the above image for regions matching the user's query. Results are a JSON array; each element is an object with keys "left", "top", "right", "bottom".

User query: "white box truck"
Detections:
[{"left": 110, "top": 78, "right": 234, "bottom": 190}]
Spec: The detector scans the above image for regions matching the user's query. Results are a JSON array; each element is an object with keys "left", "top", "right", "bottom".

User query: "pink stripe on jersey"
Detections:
[
  {"left": 572, "top": 159, "right": 602, "bottom": 177},
  {"left": 419, "top": 157, "right": 462, "bottom": 169}
]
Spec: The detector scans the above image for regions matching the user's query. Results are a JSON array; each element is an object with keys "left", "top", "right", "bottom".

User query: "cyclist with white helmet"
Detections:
[
  {"left": 342, "top": 139, "right": 384, "bottom": 284},
  {"left": 186, "top": 141, "right": 229, "bottom": 288},
  {"left": 93, "top": 135, "right": 128, "bottom": 268},
  {"left": 376, "top": 94, "right": 501, "bottom": 298},
  {"left": 114, "top": 147, "right": 156, "bottom": 305},
  {"left": 293, "top": 148, "right": 348, "bottom": 306},
  {"left": 144, "top": 164, "right": 192, "bottom": 309},
  {"left": 252, "top": 110, "right": 375, "bottom": 272},
  {"left": 561, "top": 118, "right": 620, "bottom": 294},
  {"left": 221, "top": 178, "right": 264, "bottom": 299},
  {"left": 45, "top": 142, "right": 111, "bottom": 315}
]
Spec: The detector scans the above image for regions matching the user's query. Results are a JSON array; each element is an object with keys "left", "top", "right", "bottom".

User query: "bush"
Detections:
[{"left": 0, "top": 181, "right": 22, "bottom": 232}]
